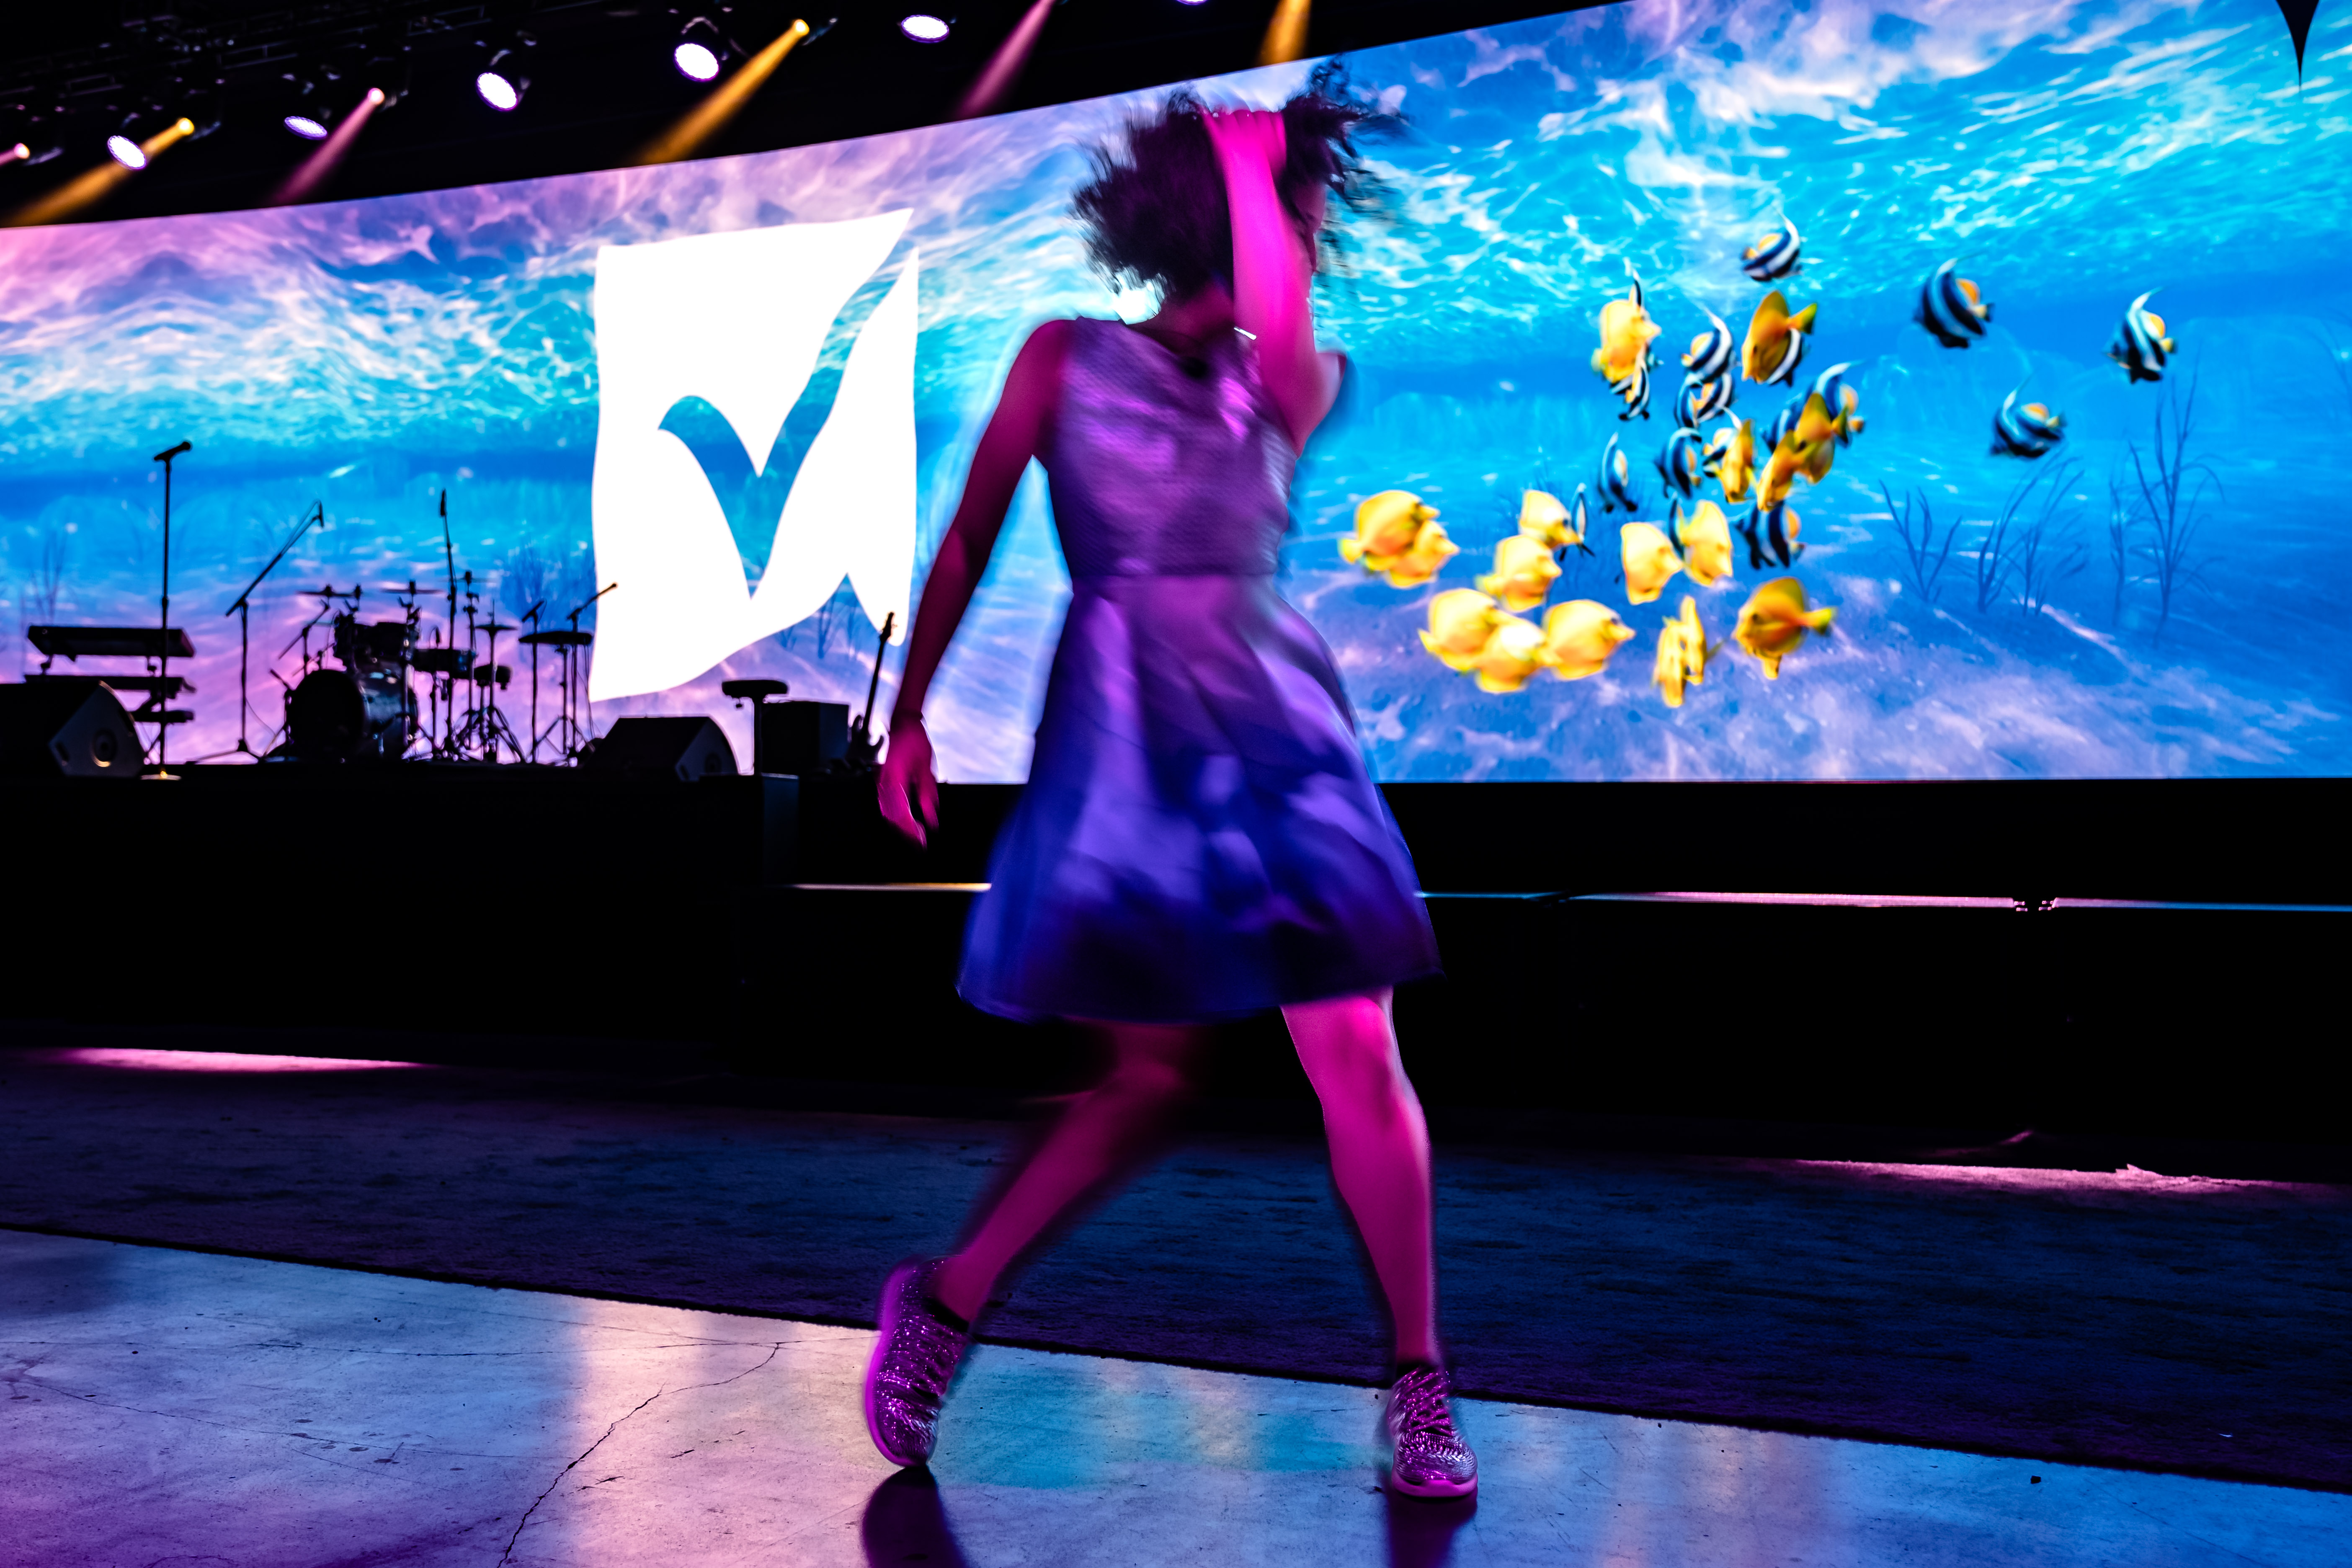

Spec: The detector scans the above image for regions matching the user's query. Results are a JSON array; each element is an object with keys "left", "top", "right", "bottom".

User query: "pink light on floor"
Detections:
[
  {"left": 1788, "top": 1161, "right": 2343, "bottom": 1205},
  {"left": 48, "top": 1048, "right": 423, "bottom": 1073}
]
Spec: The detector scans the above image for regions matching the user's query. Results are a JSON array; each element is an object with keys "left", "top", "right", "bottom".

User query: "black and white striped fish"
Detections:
[
  {"left": 1740, "top": 215, "right": 1803, "bottom": 282},
  {"left": 1674, "top": 372, "right": 1736, "bottom": 428},
  {"left": 1991, "top": 388, "right": 2066, "bottom": 458},
  {"left": 1681, "top": 309, "right": 1736, "bottom": 381},
  {"left": 1738, "top": 502, "right": 1804, "bottom": 570},
  {"left": 1656, "top": 426, "right": 1706, "bottom": 502},
  {"left": 1914, "top": 260, "right": 1993, "bottom": 349},
  {"left": 2108, "top": 290, "right": 2175, "bottom": 384},
  {"left": 1596, "top": 433, "right": 1643, "bottom": 513}
]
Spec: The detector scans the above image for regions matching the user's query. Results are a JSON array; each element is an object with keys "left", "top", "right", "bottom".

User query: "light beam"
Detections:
[
  {"left": 270, "top": 87, "right": 386, "bottom": 206},
  {"left": 3, "top": 142, "right": 31, "bottom": 167},
  {"left": 5, "top": 118, "right": 193, "bottom": 228},
  {"left": 638, "top": 18, "right": 810, "bottom": 165},
  {"left": 953, "top": 0, "right": 1057, "bottom": 120},
  {"left": 1260, "top": 0, "right": 1310, "bottom": 65}
]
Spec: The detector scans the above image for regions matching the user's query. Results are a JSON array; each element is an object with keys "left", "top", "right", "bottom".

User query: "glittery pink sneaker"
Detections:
[
  {"left": 1385, "top": 1364, "right": 1478, "bottom": 1499},
  {"left": 864, "top": 1259, "right": 971, "bottom": 1467}
]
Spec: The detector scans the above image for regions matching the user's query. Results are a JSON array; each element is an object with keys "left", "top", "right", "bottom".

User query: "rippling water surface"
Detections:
[{"left": 1, "top": 0, "right": 2345, "bottom": 779}]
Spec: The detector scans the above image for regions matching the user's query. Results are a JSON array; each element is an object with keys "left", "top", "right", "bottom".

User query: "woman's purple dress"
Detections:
[{"left": 958, "top": 317, "right": 1439, "bottom": 1024}]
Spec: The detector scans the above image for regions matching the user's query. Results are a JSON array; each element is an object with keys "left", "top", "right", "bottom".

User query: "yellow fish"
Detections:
[
  {"left": 1741, "top": 289, "right": 1818, "bottom": 386},
  {"left": 1342, "top": 491, "right": 1455, "bottom": 585},
  {"left": 1784, "top": 391, "right": 1853, "bottom": 483},
  {"left": 1620, "top": 521, "right": 1684, "bottom": 606},
  {"left": 1652, "top": 596, "right": 1708, "bottom": 708},
  {"left": 1540, "top": 599, "right": 1635, "bottom": 680},
  {"left": 1472, "top": 616, "right": 1548, "bottom": 693},
  {"left": 1477, "top": 534, "right": 1563, "bottom": 614},
  {"left": 1707, "top": 419, "right": 1756, "bottom": 506},
  {"left": 1590, "top": 268, "right": 1662, "bottom": 391},
  {"left": 1733, "top": 576, "right": 1836, "bottom": 678},
  {"left": 1517, "top": 488, "right": 1583, "bottom": 552},
  {"left": 1419, "top": 588, "right": 1504, "bottom": 672},
  {"left": 1385, "top": 519, "right": 1460, "bottom": 588},
  {"left": 1756, "top": 434, "right": 1804, "bottom": 510},
  {"left": 1340, "top": 490, "right": 1430, "bottom": 570},
  {"left": 1676, "top": 500, "right": 1734, "bottom": 587}
]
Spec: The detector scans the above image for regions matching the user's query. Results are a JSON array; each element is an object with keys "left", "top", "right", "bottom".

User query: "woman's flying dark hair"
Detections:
[{"left": 1072, "top": 62, "right": 1391, "bottom": 300}]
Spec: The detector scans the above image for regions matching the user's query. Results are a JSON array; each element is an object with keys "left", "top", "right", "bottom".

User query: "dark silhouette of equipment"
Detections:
[
  {"left": 581, "top": 716, "right": 738, "bottom": 781},
  {"left": 211, "top": 501, "right": 322, "bottom": 760},
  {"left": 26, "top": 627, "right": 197, "bottom": 764},
  {"left": 0, "top": 679, "right": 140, "bottom": 778}
]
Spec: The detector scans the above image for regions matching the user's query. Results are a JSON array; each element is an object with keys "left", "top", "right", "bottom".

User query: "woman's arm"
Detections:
[
  {"left": 878, "top": 318, "right": 1071, "bottom": 846},
  {"left": 1204, "top": 108, "right": 1344, "bottom": 454}
]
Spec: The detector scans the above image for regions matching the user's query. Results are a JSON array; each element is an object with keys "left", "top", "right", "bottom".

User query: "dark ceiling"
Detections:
[{"left": 1, "top": 1, "right": 1611, "bottom": 224}]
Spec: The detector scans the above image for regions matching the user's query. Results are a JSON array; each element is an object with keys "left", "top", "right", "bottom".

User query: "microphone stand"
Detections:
[
  {"left": 152, "top": 439, "right": 191, "bottom": 774},
  {"left": 561, "top": 582, "right": 616, "bottom": 761},
  {"left": 212, "top": 501, "right": 321, "bottom": 761},
  {"left": 520, "top": 598, "right": 544, "bottom": 763}
]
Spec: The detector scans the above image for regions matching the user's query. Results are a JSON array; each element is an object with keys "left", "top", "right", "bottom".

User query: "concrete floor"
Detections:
[{"left": 3, "top": 1230, "right": 2343, "bottom": 1568}]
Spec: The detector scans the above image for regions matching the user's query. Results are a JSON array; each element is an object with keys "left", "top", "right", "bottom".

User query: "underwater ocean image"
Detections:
[{"left": 3, "top": 0, "right": 2348, "bottom": 780}]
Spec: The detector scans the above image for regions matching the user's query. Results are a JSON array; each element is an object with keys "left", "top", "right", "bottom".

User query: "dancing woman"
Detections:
[{"left": 868, "top": 85, "right": 1475, "bottom": 1500}]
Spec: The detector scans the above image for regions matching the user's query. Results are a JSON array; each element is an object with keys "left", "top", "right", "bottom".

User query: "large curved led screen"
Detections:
[{"left": 3, "top": 0, "right": 2344, "bottom": 780}]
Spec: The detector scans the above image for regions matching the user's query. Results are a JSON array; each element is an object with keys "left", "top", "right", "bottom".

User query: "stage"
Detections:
[
  {"left": 4, "top": 767, "right": 2345, "bottom": 1142},
  {"left": 9, "top": 1227, "right": 2342, "bottom": 1568}
]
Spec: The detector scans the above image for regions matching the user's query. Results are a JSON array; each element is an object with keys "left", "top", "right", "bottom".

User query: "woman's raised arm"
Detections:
[
  {"left": 1204, "top": 108, "right": 1343, "bottom": 454},
  {"left": 879, "top": 318, "right": 1071, "bottom": 846}
]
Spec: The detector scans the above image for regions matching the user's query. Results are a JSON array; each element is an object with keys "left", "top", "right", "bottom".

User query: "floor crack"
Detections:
[{"left": 498, "top": 1342, "right": 783, "bottom": 1565}]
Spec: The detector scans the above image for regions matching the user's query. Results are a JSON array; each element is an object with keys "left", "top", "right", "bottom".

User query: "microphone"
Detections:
[{"left": 153, "top": 440, "right": 192, "bottom": 462}]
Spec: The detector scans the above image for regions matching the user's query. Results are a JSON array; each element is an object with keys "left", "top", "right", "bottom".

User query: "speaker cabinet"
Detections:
[
  {"left": 582, "top": 716, "right": 738, "bottom": 780},
  {"left": 0, "top": 679, "right": 139, "bottom": 778},
  {"left": 754, "top": 700, "right": 848, "bottom": 776}
]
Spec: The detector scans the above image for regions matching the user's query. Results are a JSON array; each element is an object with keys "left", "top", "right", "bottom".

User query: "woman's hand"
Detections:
[
  {"left": 878, "top": 714, "right": 939, "bottom": 848},
  {"left": 1201, "top": 106, "right": 1287, "bottom": 179}
]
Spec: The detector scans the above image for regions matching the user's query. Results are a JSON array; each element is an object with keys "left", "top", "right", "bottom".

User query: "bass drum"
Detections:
[{"left": 288, "top": 667, "right": 413, "bottom": 762}]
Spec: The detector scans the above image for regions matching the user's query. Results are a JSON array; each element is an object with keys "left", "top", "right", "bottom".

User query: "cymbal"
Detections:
[
  {"left": 520, "top": 629, "right": 593, "bottom": 647},
  {"left": 476, "top": 622, "right": 514, "bottom": 634}
]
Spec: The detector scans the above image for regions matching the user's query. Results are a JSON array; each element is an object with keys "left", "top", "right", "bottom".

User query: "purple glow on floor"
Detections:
[{"left": 42, "top": 1048, "right": 425, "bottom": 1074}]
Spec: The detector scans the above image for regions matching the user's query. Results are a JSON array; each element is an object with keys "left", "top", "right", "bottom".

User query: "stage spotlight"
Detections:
[
  {"left": 285, "top": 115, "right": 329, "bottom": 139},
  {"left": 271, "top": 88, "right": 387, "bottom": 206},
  {"left": 1260, "top": 0, "right": 1308, "bottom": 64},
  {"left": 954, "top": 0, "right": 1055, "bottom": 119},
  {"left": 3, "top": 143, "right": 28, "bottom": 165},
  {"left": 901, "top": 14, "right": 951, "bottom": 41},
  {"left": 8, "top": 118, "right": 192, "bottom": 227},
  {"left": 676, "top": 16, "right": 727, "bottom": 80},
  {"left": 638, "top": 18, "right": 812, "bottom": 165},
  {"left": 477, "top": 53, "right": 527, "bottom": 112}
]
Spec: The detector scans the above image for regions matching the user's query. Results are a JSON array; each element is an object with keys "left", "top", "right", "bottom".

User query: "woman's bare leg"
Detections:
[
  {"left": 1282, "top": 989, "right": 1442, "bottom": 1367},
  {"left": 929, "top": 1021, "right": 1204, "bottom": 1322}
]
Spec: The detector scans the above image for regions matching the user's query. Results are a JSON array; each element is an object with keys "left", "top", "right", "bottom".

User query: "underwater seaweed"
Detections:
[
  {"left": 2103, "top": 472, "right": 2137, "bottom": 627},
  {"left": 2127, "top": 372, "right": 2219, "bottom": 644},
  {"left": 16, "top": 526, "right": 69, "bottom": 671},
  {"left": 1970, "top": 462, "right": 2063, "bottom": 615},
  {"left": 1882, "top": 481, "right": 1957, "bottom": 606},
  {"left": 2009, "top": 461, "right": 2086, "bottom": 621}
]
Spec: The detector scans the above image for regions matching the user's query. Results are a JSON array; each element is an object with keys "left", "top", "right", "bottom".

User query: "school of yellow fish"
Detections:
[{"left": 1341, "top": 215, "right": 1866, "bottom": 709}]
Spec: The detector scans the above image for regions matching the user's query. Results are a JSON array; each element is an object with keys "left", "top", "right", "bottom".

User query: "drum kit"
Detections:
[{"left": 276, "top": 573, "right": 612, "bottom": 765}]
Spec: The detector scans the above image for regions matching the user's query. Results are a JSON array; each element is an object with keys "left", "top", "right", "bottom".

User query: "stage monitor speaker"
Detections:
[
  {"left": 0, "top": 679, "right": 139, "bottom": 779},
  {"left": 755, "top": 700, "right": 847, "bottom": 776},
  {"left": 582, "top": 716, "right": 738, "bottom": 781}
]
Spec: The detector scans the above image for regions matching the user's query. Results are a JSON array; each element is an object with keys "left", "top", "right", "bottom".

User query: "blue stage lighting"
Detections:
[
  {"left": 285, "top": 115, "right": 329, "bottom": 139},
  {"left": 675, "top": 41, "right": 722, "bottom": 80},
  {"left": 901, "top": 14, "right": 950, "bottom": 41},
  {"left": 106, "top": 135, "right": 147, "bottom": 170},
  {"left": 477, "top": 49, "right": 528, "bottom": 111}
]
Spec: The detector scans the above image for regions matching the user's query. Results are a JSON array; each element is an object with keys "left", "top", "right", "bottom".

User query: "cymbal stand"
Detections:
[
  {"left": 542, "top": 581, "right": 614, "bottom": 763},
  {"left": 521, "top": 599, "right": 544, "bottom": 763},
  {"left": 203, "top": 501, "right": 321, "bottom": 762}
]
